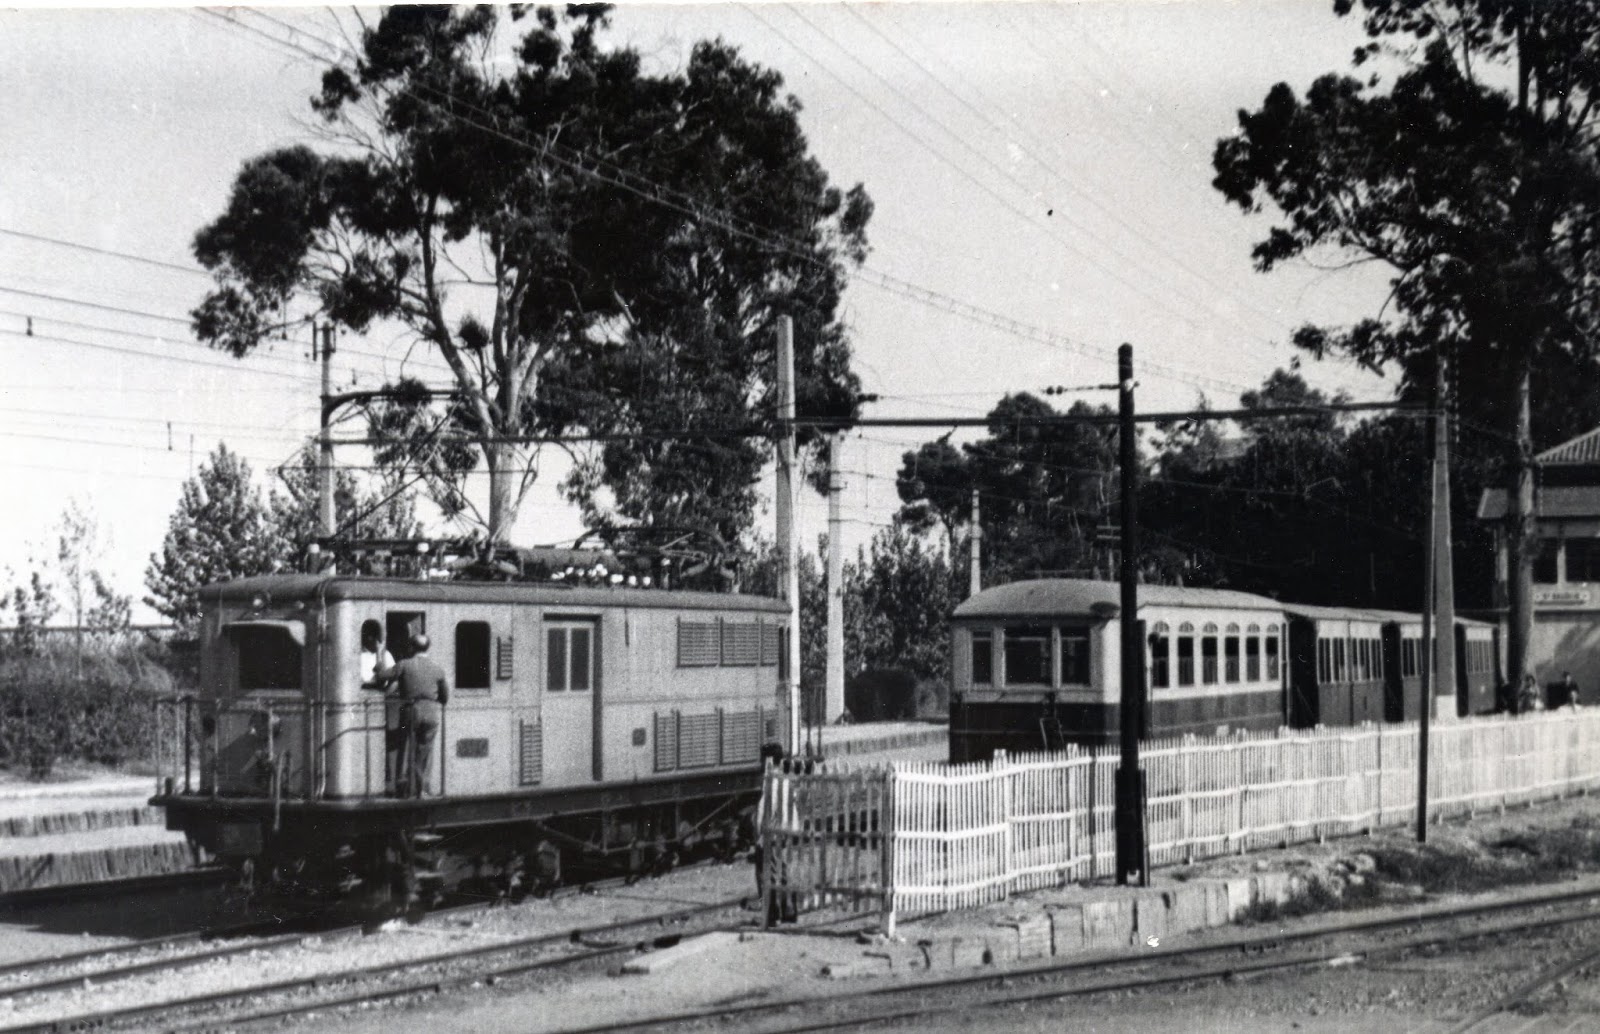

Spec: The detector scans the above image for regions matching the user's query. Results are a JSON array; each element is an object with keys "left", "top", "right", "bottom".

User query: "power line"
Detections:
[
  {"left": 0, "top": 327, "right": 315, "bottom": 383},
  {"left": 208, "top": 7, "right": 1264, "bottom": 400},
  {"left": 0, "top": 227, "right": 209, "bottom": 278}
]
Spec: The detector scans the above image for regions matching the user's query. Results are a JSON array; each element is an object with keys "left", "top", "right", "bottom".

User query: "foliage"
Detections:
[
  {"left": 2, "top": 501, "right": 131, "bottom": 661},
  {"left": 896, "top": 393, "right": 1119, "bottom": 590},
  {"left": 0, "top": 636, "right": 172, "bottom": 780},
  {"left": 192, "top": 5, "right": 870, "bottom": 545},
  {"left": 270, "top": 445, "right": 424, "bottom": 556},
  {"left": 1212, "top": 0, "right": 1600, "bottom": 680},
  {"left": 144, "top": 444, "right": 290, "bottom": 637}
]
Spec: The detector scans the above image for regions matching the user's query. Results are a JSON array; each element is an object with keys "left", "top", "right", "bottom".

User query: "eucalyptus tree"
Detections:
[
  {"left": 193, "top": 5, "right": 869, "bottom": 546},
  {"left": 1213, "top": 0, "right": 1600, "bottom": 684}
]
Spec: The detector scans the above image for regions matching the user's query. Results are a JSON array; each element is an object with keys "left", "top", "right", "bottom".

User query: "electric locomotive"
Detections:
[{"left": 152, "top": 543, "right": 789, "bottom": 908}]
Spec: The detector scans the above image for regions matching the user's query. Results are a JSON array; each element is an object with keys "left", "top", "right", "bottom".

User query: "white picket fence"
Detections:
[{"left": 758, "top": 709, "right": 1600, "bottom": 933}]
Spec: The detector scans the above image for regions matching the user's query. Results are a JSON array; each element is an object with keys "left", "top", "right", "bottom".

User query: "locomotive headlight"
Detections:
[
  {"left": 416, "top": 541, "right": 431, "bottom": 554},
  {"left": 610, "top": 573, "right": 625, "bottom": 585},
  {"left": 250, "top": 593, "right": 269, "bottom": 611}
]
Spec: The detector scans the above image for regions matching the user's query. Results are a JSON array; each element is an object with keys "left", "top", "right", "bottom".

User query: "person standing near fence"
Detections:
[{"left": 377, "top": 633, "right": 450, "bottom": 797}]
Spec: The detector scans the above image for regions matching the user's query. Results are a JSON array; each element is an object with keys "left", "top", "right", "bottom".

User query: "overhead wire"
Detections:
[{"left": 217, "top": 6, "right": 1265, "bottom": 399}]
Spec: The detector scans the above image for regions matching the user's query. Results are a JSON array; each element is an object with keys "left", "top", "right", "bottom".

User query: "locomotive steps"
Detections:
[{"left": 0, "top": 777, "right": 198, "bottom": 895}]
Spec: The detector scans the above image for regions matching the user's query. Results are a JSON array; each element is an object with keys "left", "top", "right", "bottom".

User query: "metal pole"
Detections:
[
  {"left": 775, "top": 316, "right": 802, "bottom": 756},
  {"left": 826, "top": 431, "right": 846, "bottom": 728},
  {"left": 1115, "top": 343, "right": 1147, "bottom": 886}
]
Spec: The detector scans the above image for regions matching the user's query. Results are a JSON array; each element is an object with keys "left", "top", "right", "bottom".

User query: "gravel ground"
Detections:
[{"left": 0, "top": 863, "right": 756, "bottom": 1030}]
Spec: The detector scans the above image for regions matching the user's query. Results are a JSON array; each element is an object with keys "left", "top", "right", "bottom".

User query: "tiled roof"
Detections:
[
  {"left": 1538, "top": 427, "right": 1600, "bottom": 465},
  {"left": 1477, "top": 485, "right": 1600, "bottom": 520}
]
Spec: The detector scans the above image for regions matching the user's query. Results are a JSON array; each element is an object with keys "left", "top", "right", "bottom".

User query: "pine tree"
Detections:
[{"left": 144, "top": 444, "right": 289, "bottom": 636}]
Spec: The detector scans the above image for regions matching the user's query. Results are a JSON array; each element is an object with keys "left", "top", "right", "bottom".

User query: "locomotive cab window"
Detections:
[
  {"left": 546, "top": 623, "right": 594, "bottom": 692},
  {"left": 1004, "top": 626, "right": 1051, "bottom": 685},
  {"left": 971, "top": 632, "right": 993, "bottom": 685},
  {"left": 455, "top": 621, "right": 491, "bottom": 690},
  {"left": 230, "top": 624, "right": 302, "bottom": 692}
]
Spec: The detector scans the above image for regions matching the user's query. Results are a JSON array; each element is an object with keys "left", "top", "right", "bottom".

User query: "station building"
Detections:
[{"left": 1478, "top": 426, "right": 1600, "bottom": 703}]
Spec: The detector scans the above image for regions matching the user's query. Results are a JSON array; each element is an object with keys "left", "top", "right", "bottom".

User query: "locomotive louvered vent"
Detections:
[
  {"left": 721, "top": 622, "right": 762, "bottom": 666},
  {"left": 654, "top": 712, "right": 678, "bottom": 773},
  {"left": 721, "top": 710, "right": 761, "bottom": 764},
  {"left": 764, "top": 713, "right": 779, "bottom": 742},
  {"left": 496, "top": 636, "right": 514, "bottom": 680},
  {"left": 678, "top": 713, "right": 720, "bottom": 768},
  {"left": 761, "top": 623, "right": 781, "bottom": 666},
  {"left": 677, "top": 620, "right": 720, "bottom": 667},
  {"left": 518, "top": 720, "right": 542, "bottom": 786}
]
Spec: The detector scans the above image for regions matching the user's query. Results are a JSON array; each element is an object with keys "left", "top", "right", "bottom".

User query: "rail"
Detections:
[{"left": 759, "top": 708, "right": 1600, "bottom": 935}]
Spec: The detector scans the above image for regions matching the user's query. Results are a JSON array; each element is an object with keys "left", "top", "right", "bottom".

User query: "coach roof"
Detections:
[
  {"left": 199, "top": 573, "right": 786, "bottom": 613},
  {"left": 953, "top": 579, "right": 1283, "bottom": 621}
]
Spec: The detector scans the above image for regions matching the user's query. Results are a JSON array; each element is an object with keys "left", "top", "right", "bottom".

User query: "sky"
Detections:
[{"left": 0, "top": 2, "right": 1396, "bottom": 623}]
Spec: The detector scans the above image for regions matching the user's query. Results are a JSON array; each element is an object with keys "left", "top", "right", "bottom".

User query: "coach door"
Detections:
[{"left": 542, "top": 618, "right": 599, "bottom": 785}]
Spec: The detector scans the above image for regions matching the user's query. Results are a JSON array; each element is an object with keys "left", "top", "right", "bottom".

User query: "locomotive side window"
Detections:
[
  {"left": 971, "top": 632, "right": 993, "bottom": 685},
  {"left": 1060, "top": 629, "right": 1090, "bottom": 686},
  {"left": 547, "top": 624, "right": 594, "bottom": 693},
  {"left": 1534, "top": 539, "right": 1560, "bottom": 583},
  {"left": 234, "top": 626, "right": 301, "bottom": 691},
  {"left": 1004, "top": 626, "right": 1051, "bottom": 685},
  {"left": 1568, "top": 540, "right": 1600, "bottom": 582},
  {"left": 1176, "top": 631, "right": 1195, "bottom": 686},
  {"left": 1148, "top": 627, "right": 1170, "bottom": 689},
  {"left": 455, "top": 621, "right": 491, "bottom": 690}
]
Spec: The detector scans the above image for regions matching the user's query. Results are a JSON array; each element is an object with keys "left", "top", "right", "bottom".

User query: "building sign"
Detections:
[{"left": 1535, "top": 588, "right": 1592, "bottom": 607}]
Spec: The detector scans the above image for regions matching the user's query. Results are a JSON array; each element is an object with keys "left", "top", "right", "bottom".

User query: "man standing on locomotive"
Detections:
[
  {"left": 358, "top": 621, "right": 400, "bottom": 792},
  {"left": 376, "top": 633, "right": 450, "bottom": 798}
]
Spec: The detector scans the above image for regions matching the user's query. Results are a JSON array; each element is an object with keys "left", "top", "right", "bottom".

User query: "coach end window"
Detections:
[
  {"left": 1004, "top": 626, "right": 1051, "bottom": 685},
  {"left": 971, "top": 631, "right": 993, "bottom": 685},
  {"left": 1266, "top": 628, "right": 1281, "bottom": 681},
  {"left": 455, "top": 621, "right": 491, "bottom": 690},
  {"left": 1060, "top": 628, "right": 1090, "bottom": 686}
]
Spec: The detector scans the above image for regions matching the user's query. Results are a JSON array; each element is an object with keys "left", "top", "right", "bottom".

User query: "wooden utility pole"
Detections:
[
  {"left": 775, "top": 316, "right": 802, "bottom": 756},
  {"left": 1417, "top": 386, "right": 1436, "bottom": 843},
  {"left": 968, "top": 489, "right": 982, "bottom": 598},
  {"left": 317, "top": 323, "right": 337, "bottom": 571},
  {"left": 1115, "top": 344, "right": 1147, "bottom": 886},
  {"left": 826, "top": 432, "right": 846, "bottom": 727}
]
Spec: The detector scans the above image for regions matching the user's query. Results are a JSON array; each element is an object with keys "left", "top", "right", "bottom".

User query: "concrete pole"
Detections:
[
  {"left": 826, "top": 431, "right": 846, "bottom": 725},
  {"left": 775, "top": 316, "right": 802, "bottom": 755},
  {"left": 968, "top": 489, "right": 982, "bottom": 598},
  {"left": 1433, "top": 354, "right": 1458, "bottom": 721}
]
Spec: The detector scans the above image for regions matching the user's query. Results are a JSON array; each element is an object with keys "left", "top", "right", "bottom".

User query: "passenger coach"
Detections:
[{"left": 948, "top": 580, "right": 1288, "bottom": 761}]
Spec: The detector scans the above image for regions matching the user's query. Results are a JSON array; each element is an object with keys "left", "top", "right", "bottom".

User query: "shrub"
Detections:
[{"left": 0, "top": 636, "right": 174, "bottom": 779}]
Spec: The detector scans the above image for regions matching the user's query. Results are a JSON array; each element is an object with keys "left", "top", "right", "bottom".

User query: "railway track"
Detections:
[
  {"left": 0, "top": 862, "right": 756, "bottom": 1034},
  {"left": 539, "top": 883, "right": 1600, "bottom": 1034}
]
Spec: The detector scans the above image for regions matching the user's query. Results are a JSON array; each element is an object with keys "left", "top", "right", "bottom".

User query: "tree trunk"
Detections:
[
  {"left": 486, "top": 441, "right": 517, "bottom": 545},
  {"left": 1505, "top": 355, "right": 1535, "bottom": 690}
]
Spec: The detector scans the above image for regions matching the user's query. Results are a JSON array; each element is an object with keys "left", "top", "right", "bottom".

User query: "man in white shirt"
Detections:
[{"left": 359, "top": 621, "right": 399, "bottom": 791}]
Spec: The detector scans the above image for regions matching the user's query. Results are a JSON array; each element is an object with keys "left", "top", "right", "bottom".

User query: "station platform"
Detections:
[{"left": 0, "top": 776, "right": 194, "bottom": 894}]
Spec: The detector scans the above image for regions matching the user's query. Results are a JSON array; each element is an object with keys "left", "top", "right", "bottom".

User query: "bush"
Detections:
[{"left": 0, "top": 636, "right": 174, "bottom": 779}]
